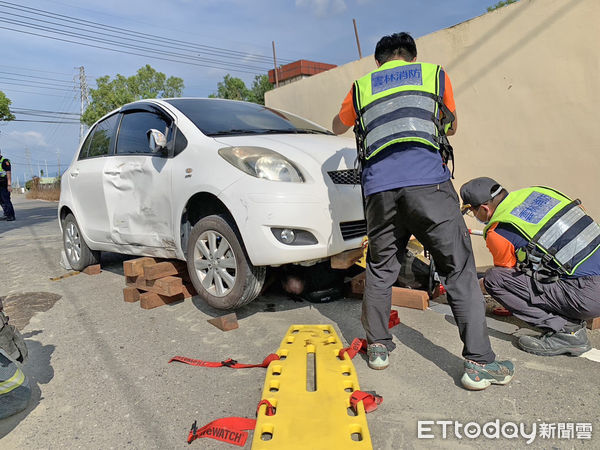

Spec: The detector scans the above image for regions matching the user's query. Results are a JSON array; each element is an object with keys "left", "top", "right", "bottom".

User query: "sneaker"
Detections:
[
  {"left": 518, "top": 327, "right": 591, "bottom": 356},
  {"left": 367, "top": 343, "right": 389, "bottom": 370},
  {"left": 6, "top": 217, "right": 14, "bottom": 222},
  {"left": 461, "top": 360, "right": 514, "bottom": 391}
]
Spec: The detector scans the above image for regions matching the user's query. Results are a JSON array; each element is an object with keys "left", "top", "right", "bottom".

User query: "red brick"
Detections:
[
  {"left": 207, "top": 313, "right": 239, "bottom": 331},
  {"left": 123, "top": 287, "right": 140, "bottom": 303},
  {"left": 83, "top": 264, "right": 101, "bottom": 275},
  {"left": 391, "top": 287, "right": 429, "bottom": 310},
  {"left": 139, "top": 291, "right": 185, "bottom": 309},
  {"left": 123, "top": 257, "right": 157, "bottom": 277},
  {"left": 587, "top": 317, "right": 600, "bottom": 330},
  {"left": 143, "top": 261, "right": 187, "bottom": 280}
]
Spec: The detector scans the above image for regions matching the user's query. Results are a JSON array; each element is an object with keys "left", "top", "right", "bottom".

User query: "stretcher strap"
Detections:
[
  {"left": 187, "top": 417, "right": 256, "bottom": 446},
  {"left": 169, "top": 353, "right": 280, "bottom": 368},
  {"left": 350, "top": 390, "right": 383, "bottom": 414}
]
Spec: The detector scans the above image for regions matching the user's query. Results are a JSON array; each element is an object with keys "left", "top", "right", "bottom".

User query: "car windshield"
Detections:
[{"left": 164, "top": 98, "right": 333, "bottom": 137}]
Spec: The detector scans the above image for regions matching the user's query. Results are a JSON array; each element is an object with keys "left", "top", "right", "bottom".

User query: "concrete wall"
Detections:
[{"left": 265, "top": 0, "right": 600, "bottom": 266}]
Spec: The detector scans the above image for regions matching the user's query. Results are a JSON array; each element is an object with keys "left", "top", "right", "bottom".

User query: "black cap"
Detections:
[{"left": 459, "top": 177, "right": 503, "bottom": 213}]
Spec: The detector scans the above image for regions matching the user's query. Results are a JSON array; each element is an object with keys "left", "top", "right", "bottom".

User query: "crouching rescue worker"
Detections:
[
  {"left": 331, "top": 32, "right": 514, "bottom": 390},
  {"left": 460, "top": 177, "right": 600, "bottom": 356}
]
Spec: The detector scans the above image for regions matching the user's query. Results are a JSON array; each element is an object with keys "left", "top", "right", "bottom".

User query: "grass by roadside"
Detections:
[{"left": 26, "top": 187, "right": 60, "bottom": 201}]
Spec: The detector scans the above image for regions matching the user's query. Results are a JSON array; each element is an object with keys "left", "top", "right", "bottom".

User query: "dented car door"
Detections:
[{"left": 103, "top": 108, "right": 176, "bottom": 254}]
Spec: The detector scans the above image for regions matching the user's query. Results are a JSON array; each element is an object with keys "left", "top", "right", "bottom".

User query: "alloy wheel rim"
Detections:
[
  {"left": 193, "top": 230, "right": 237, "bottom": 297},
  {"left": 65, "top": 222, "right": 81, "bottom": 263}
]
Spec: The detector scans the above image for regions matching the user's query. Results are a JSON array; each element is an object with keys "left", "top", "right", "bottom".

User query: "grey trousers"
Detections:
[
  {"left": 363, "top": 181, "right": 496, "bottom": 364},
  {"left": 484, "top": 267, "right": 600, "bottom": 332}
]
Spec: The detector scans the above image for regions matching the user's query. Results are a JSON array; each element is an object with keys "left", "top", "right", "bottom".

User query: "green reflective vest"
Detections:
[
  {"left": 484, "top": 187, "right": 600, "bottom": 276},
  {"left": 0, "top": 156, "right": 7, "bottom": 177},
  {"left": 353, "top": 60, "right": 446, "bottom": 160}
]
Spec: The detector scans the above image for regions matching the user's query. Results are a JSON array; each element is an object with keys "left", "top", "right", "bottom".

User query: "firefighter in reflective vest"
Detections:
[
  {"left": 332, "top": 32, "right": 514, "bottom": 391},
  {"left": 460, "top": 177, "right": 600, "bottom": 356}
]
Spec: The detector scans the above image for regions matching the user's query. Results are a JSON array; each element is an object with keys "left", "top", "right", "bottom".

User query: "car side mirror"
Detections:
[{"left": 147, "top": 129, "right": 167, "bottom": 154}]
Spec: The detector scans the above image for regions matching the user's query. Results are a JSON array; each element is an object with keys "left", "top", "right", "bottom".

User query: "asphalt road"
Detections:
[{"left": 1, "top": 194, "right": 599, "bottom": 449}]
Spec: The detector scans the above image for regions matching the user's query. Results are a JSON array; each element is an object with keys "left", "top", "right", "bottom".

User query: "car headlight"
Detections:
[{"left": 218, "top": 146, "right": 304, "bottom": 182}]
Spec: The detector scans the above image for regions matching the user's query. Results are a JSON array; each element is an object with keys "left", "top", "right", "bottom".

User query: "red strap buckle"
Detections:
[
  {"left": 338, "top": 338, "right": 367, "bottom": 360},
  {"left": 350, "top": 390, "right": 383, "bottom": 414},
  {"left": 256, "top": 399, "right": 276, "bottom": 416}
]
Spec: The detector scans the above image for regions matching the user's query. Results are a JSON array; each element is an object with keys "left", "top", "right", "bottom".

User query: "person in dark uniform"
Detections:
[
  {"left": 331, "top": 32, "right": 514, "bottom": 390},
  {"left": 0, "top": 148, "right": 15, "bottom": 221}
]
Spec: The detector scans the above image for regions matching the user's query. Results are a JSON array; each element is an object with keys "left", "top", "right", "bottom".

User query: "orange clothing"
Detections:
[
  {"left": 485, "top": 223, "right": 517, "bottom": 268},
  {"left": 338, "top": 69, "right": 456, "bottom": 127}
]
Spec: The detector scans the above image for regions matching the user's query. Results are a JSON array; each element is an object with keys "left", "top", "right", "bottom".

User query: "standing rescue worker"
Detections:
[
  {"left": 0, "top": 147, "right": 15, "bottom": 221},
  {"left": 332, "top": 32, "right": 514, "bottom": 390},
  {"left": 460, "top": 177, "right": 600, "bottom": 356}
]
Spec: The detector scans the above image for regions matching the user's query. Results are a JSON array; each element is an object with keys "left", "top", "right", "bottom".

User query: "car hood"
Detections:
[{"left": 213, "top": 134, "right": 358, "bottom": 171}]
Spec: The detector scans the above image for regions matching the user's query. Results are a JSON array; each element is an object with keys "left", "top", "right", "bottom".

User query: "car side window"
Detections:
[
  {"left": 116, "top": 111, "right": 172, "bottom": 155},
  {"left": 87, "top": 114, "right": 119, "bottom": 158},
  {"left": 77, "top": 126, "right": 96, "bottom": 160}
]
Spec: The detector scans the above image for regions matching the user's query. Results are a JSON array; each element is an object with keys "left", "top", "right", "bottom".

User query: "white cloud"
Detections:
[
  {"left": 4, "top": 130, "right": 48, "bottom": 148},
  {"left": 296, "top": 0, "right": 347, "bottom": 18}
]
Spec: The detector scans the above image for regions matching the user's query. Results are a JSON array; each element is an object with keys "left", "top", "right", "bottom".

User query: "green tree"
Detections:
[
  {"left": 209, "top": 74, "right": 250, "bottom": 101},
  {"left": 248, "top": 74, "right": 273, "bottom": 105},
  {"left": 487, "top": 0, "right": 517, "bottom": 12},
  {"left": 0, "top": 90, "right": 15, "bottom": 121},
  {"left": 82, "top": 65, "right": 184, "bottom": 126}
]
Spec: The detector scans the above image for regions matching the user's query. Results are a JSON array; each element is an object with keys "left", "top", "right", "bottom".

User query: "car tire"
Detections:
[
  {"left": 187, "top": 214, "right": 265, "bottom": 310},
  {"left": 62, "top": 213, "right": 100, "bottom": 271}
]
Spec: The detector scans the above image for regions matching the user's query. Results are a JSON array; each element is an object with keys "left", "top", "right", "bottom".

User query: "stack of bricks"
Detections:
[{"left": 122, "top": 257, "right": 197, "bottom": 309}]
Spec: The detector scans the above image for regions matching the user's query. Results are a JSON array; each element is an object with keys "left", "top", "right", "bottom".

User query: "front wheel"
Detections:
[
  {"left": 62, "top": 213, "right": 100, "bottom": 271},
  {"left": 186, "top": 214, "right": 265, "bottom": 310}
]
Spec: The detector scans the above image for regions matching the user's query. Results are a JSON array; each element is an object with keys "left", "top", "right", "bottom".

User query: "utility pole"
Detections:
[
  {"left": 272, "top": 41, "right": 279, "bottom": 88},
  {"left": 25, "top": 147, "right": 32, "bottom": 179},
  {"left": 77, "top": 66, "right": 89, "bottom": 143},
  {"left": 353, "top": 19, "right": 363, "bottom": 60},
  {"left": 57, "top": 149, "right": 61, "bottom": 178}
]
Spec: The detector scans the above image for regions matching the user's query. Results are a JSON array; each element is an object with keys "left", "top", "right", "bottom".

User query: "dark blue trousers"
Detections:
[{"left": 0, "top": 186, "right": 15, "bottom": 219}]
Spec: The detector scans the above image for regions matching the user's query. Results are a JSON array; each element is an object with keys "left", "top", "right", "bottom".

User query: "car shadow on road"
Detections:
[{"left": 0, "top": 332, "right": 55, "bottom": 439}]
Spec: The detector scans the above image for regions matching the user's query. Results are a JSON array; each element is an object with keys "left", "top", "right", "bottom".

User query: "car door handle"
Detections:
[
  {"left": 104, "top": 170, "right": 121, "bottom": 175},
  {"left": 70, "top": 170, "right": 79, "bottom": 177}
]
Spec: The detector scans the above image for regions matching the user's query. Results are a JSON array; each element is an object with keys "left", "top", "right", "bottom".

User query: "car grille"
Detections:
[
  {"left": 327, "top": 169, "right": 360, "bottom": 185},
  {"left": 340, "top": 220, "right": 367, "bottom": 240}
]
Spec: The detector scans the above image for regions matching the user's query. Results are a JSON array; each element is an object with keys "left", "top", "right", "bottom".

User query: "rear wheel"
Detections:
[
  {"left": 186, "top": 214, "right": 265, "bottom": 310},
  {"left": 62, "top": 213, "right": 100, "bottom": 271}
]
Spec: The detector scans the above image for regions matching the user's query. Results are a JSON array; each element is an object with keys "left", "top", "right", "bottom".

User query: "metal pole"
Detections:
[
  {"left": 272, "top": 41, "right": 279, "bottom": 88},
  {"left": 353, "top": 19, "right": 362, "bottom": 60},
  {"left": 45, "top": 159, "right": 48, "bottom": 177}
]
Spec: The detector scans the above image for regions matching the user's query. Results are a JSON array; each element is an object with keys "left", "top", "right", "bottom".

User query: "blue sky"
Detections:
[{"left": 0, "top": 0, "right": 491, "bottom": 184}]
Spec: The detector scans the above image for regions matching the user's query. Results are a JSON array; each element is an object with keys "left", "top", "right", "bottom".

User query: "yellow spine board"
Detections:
[{"left": 251, "top": 325, "right": 373, "bottom": 450}]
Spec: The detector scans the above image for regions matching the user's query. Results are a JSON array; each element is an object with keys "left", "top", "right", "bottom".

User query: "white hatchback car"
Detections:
[{"left": 59, "top": 98, "right": 365, "bottom": 309}]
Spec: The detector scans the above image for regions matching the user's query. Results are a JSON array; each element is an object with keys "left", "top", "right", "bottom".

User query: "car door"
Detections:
[
  {"left": 68, "top": 113, "right": 119, "bottom": 244},
  {"left": 103, "top": 106, "right": 175, "bottom": 253}
]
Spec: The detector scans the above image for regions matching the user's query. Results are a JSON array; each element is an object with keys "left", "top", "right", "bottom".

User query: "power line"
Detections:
[
  {"left": 0, "top": 79, "right": 76, "bottom": 91},
  {"left": 0, "top": 87, "right": 75, "bottom": 97},
  {"left": 0, "top": 70, "right": 83, "bottom": 85},
  {"left": 0, "top": 15, "right": 273, "bottom": 73},
  {"left": 12, "top": 107, "right": 80, "bottom": 116},
  {"left": 0, "top": 2, "right": 292, "bottom": 74},
  {"left": 11, "top": 119, "right": 80, "bottom": 124},
  {"left": 0, "top": 22, "right": 264, "bottom": 75},
  {"left": 0, "top": 1, "right": 293, "bottom": 65},
  {"left": 0, "top": 75, "right": 79, "bottom": 89}
]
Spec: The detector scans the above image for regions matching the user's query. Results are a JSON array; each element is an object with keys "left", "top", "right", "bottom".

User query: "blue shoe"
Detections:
[
  {"left": 461, "top": 360, "right": 514, "bottom": 390},
  {"left": 367, "top": 343, "right": 389, "bottom": 370}
]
